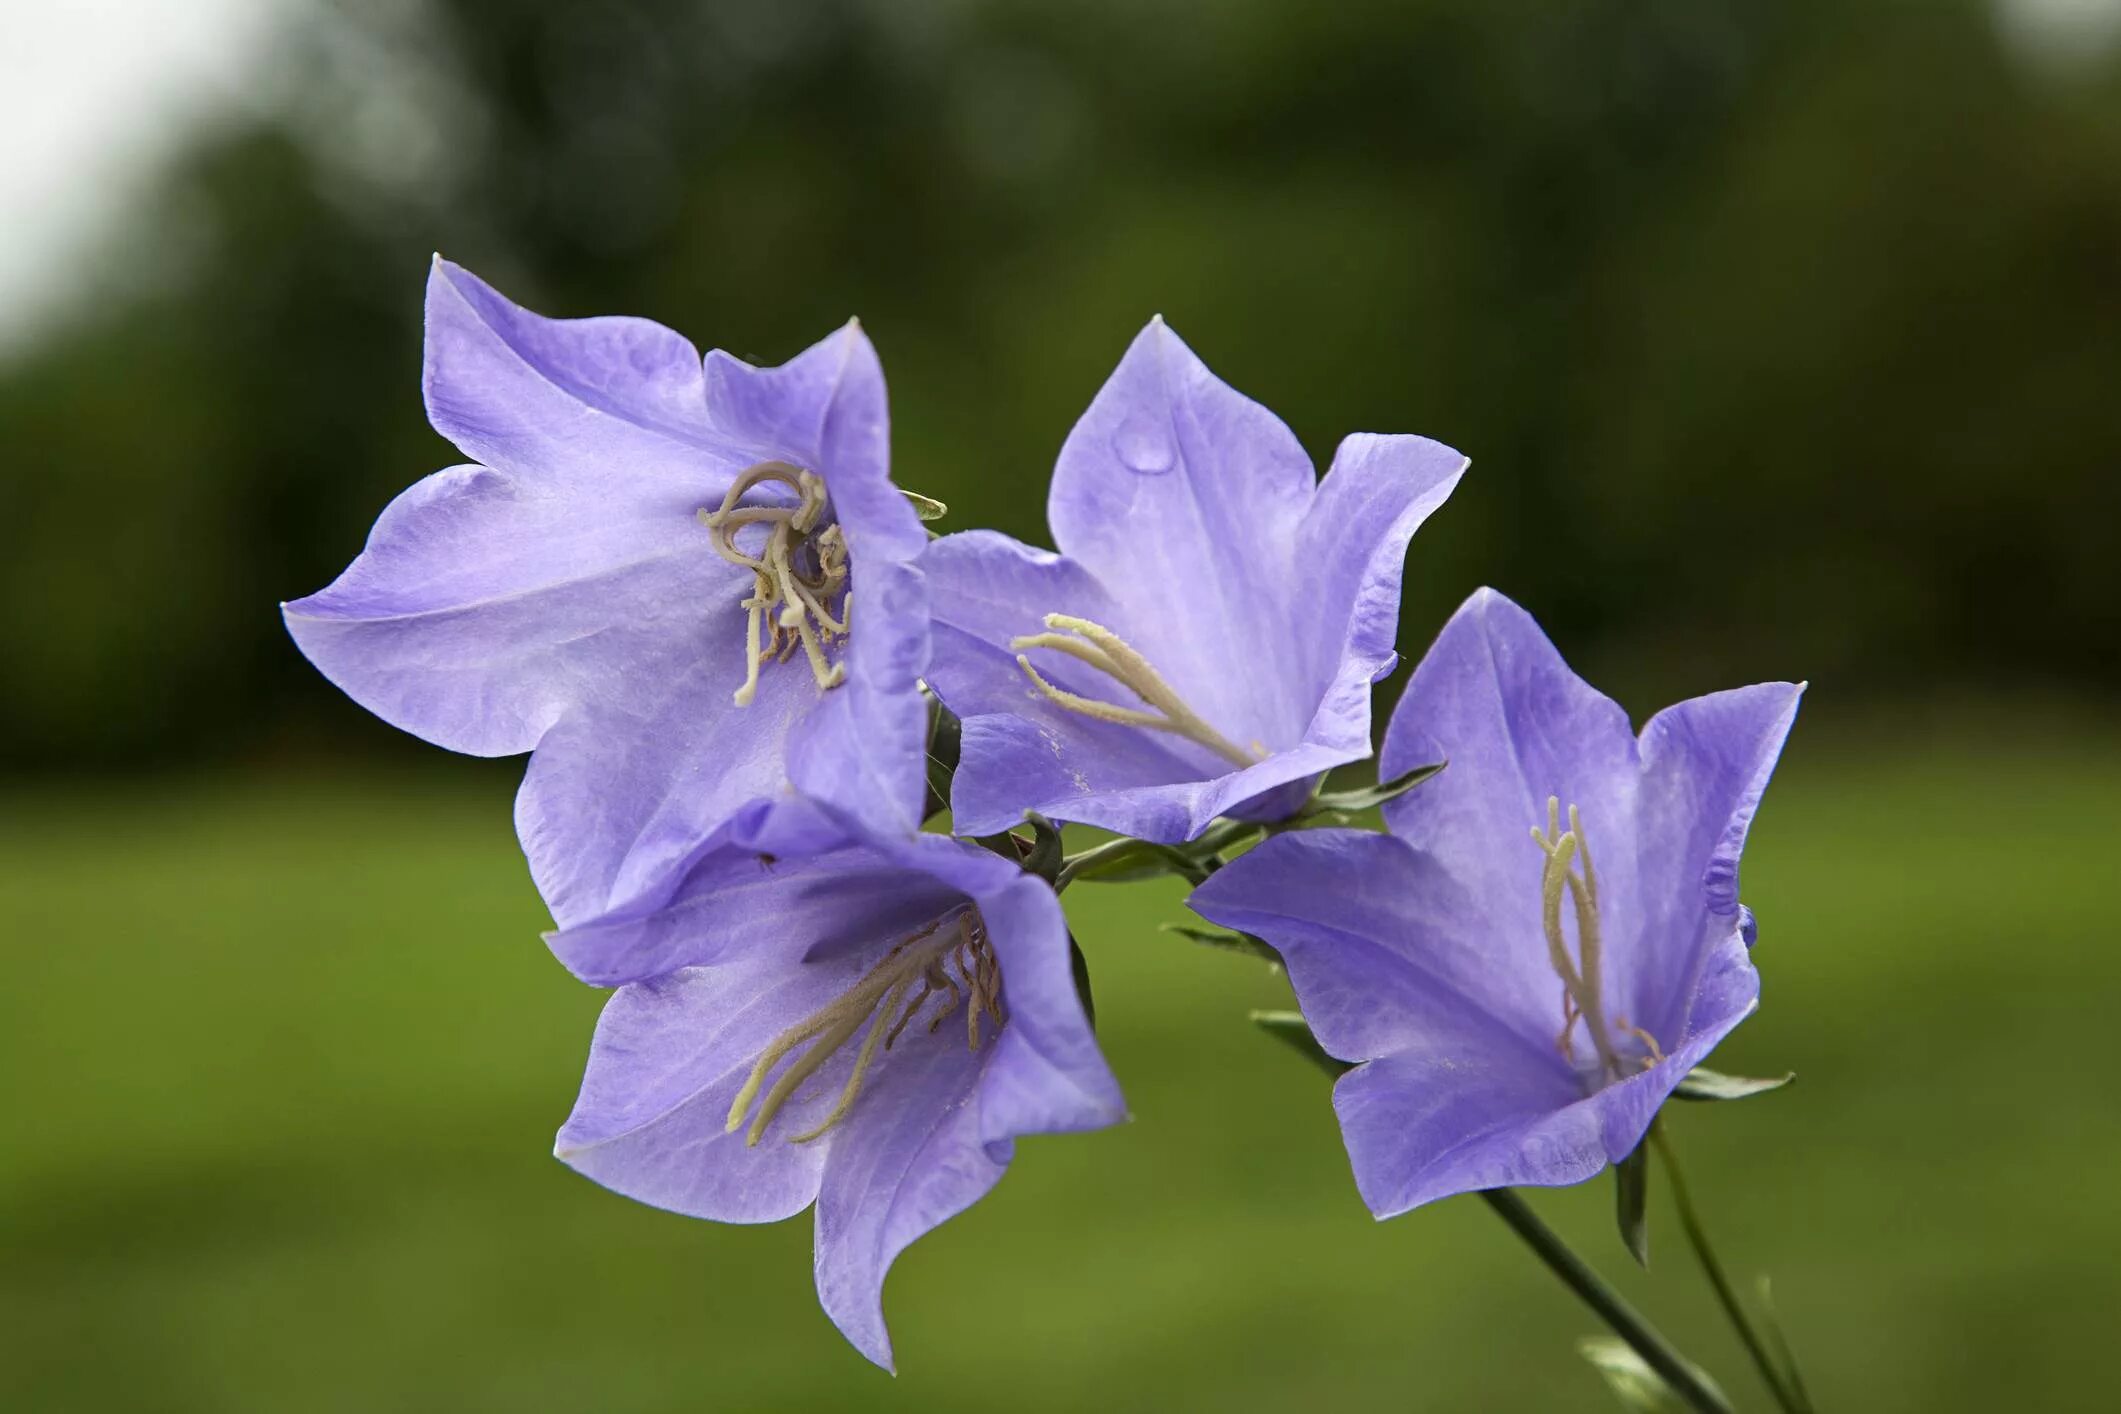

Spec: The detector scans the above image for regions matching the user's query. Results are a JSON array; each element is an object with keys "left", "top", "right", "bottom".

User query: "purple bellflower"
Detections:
[
  {"left": 1191, "top": 589, "right": 1801, "bottom": 1218},
  {"left": 545, "top": 802, "right": 1125, "bottom": 1369},
  {"left": 921, "top": 318, "right": 1466, "bottom": 842},
  {"left": 283, "top": 260, "right": 930, "bottom": 929}
]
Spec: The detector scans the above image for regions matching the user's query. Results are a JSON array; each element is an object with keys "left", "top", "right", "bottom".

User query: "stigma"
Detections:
[
  {"left": 725, "top": 909, "right": 1005, "bottom": 1147},
  {"left": 1530, "top": 797, "right": 1662, "bottom": 1083},
  {"left": 698, "top": 461, "right": 851, "bottom": 706},
  {"left": 1010, "top": 613, "right": 1262, "bottom": 767}
]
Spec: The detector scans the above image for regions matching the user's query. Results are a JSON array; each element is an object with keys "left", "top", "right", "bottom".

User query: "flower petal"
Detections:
[
  {"left": 1622, "top": 683, "right": 1803, "bottom": 1041},
  {"left": 925, "top": 530, "right": 1361, "bottom": 840},
  {"left": 512, "top": 605, "right": 838, "bottom": 929},
  {"left": 1380, "top": 588, "right": 1642, "bottom": 956},
  {"left": 1290, "top": 434, "right": 1468, "bottom": 753},
  {"left": 424, "top": 258, "right": 740, "bottom": 485},
  {"left": 812, "top": 1010, "right": 1003, "bottom": 1371},
  {"left": 544, "top": 817, "right": 960, "bottom": 987},
  {"left": 554, "top": 959, "right": 836, "bottom": 1226},
  {"left": 966, "top": 869, "right": 1127, "bottom": 1145},
  {"left": 282, "top": 463, "right": 730, "bottom": 757},
  {"left": 1047, "top": 318, "right": 1317, "bottom": 748},
  {"left": 1190, "top": 829, "right": 1565, "bottom": 1066}
]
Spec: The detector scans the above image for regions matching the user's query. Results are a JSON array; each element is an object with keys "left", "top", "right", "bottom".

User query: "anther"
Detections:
[
  {"left": 699, "top": 462, "right": 851, "bottom": 704},
  {"left": 1010, "top": 614, "right": 1259, "bottom": 767},
  {"left": 725, "top": 912, "right": 1006, "bottom": 1147}
]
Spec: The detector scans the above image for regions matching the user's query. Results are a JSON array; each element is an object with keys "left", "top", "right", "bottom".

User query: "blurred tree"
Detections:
[{"left": 1, "top": 0, "right": 2115, "bottom": 769}]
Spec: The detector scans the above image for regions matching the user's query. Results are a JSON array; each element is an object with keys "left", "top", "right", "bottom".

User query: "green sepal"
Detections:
[
  {"left": 1059, "top": 837, "right": 1210, "bottom": 889},
  {"left": 1578, "top": 1336, "right": 1702, "bottom": 1412},
  {"left": 1248, "top": 1010, "right": 1351, "bottom": 1078},
  {"left": 1615, "top": 1144, "right": 1651, "bottom": 1269},
  {"left": 1159, "top": 922, "right": 1281, "bottom": 967},
  {"left": 902, "top": 489, "right": 949, "bottom": 521},
  {"left": 1672, "top": 1067, "right": 1795, "bottom": 1102},
  {"left": 1020, "top": 813, "right": 1064, "bottom": 885},
  {"left": 1307, "top": 760, "right": 1446, "bottom": 816},
  {"left": 923, "top": 697, "right": 962, "bottom": 823},
  {"left": 1068, "top": 932, "right": 1096, "bottom": 1030}
]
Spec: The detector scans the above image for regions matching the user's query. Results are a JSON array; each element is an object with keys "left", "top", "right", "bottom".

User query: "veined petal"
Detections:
[
  {"left": 812, "top": 1014, "right": 1003, "bottom": 1371},
  {"left": 513, "top": 604, "right": 833, "bottom": 930},
  {"left": 545, "top": 823, "right": 960, "bottom": 987},
  {"left": 963, "top": 868, "right": 1127, "bottom": 1145},
  {"left": 925, "top": 530, "right": 1376, "bottom": 840},
  {"left": 1333, "top": 1039, "right": 1597, "bottom": 1219},
  {"left": 1291, "top": 434, "right": 1469, "bottom": 749},
  {"left": 424, "top": 258, "right": 742, "bottom": 486},
  {"left": 787, "top": 558, "right": 932, "bottom": 838},
  {"left": 1381, "top": 588, "right": 1643, "bottom": 953},
  {"left": 1623, "top": 684, "right": 1803, "bottom": 1041},
  {"left": 1047, "top": 319, "right": 1317, "bottom": 749},
  {"left": 282, "top": 463, "right": 729, "bottom": 757},
  {"left": 1190, "top": 829, "right": 1566, "bottom": 1060},
  {"left": 555, "top": 960, "right": 837, "bottom": 1226}
]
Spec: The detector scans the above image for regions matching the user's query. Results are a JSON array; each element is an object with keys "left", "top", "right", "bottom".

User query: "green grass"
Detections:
[{"left": 3, "top": 727, "right": 2116, "bottom": 1411}]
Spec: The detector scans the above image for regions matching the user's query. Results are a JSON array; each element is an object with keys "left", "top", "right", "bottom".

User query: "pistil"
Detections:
[
  {"left": 1011, "top": 613, "right": 1260, "bottom": 767},
  {"left": 1531, "top": 796, "right": 1656, "bottom": 1081},
  {"left": 699, "top": 460, "right": 851, "bottom": 705},
  {"left": 725, "top": 910, "right": 1005, "bottom": 1146}
]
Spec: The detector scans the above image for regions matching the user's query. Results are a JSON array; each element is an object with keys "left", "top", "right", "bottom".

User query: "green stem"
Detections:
[
  {"left": 1650, "top": 1123, "right": 1815, "bottom": 1413},
  {"left": 1479, "top": 1189, "right": 1735, "bottom": 1414}
]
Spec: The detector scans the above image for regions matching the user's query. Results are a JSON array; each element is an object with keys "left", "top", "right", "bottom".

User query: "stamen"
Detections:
[
  {"left": 699, "top": 461, "right": 851, "bottom": 704},
  {"left": 1532, "top": 796, "right": 1653, "bottom": 1081},
  {"left": 725, "top": 911, "right": 1006, "bottom": 1147},
  {"left": 1010, "top": 613, "right": 1260, "bottom": 767}
]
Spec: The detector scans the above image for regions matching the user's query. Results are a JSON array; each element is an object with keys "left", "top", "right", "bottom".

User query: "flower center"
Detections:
[
  {"left": 1530, "top": 796, "right": 1663, "bottom": 1083},
  {"left": 725, "top": 908, "right": 1005, "bottom": 1147},
  {"left": 1010, "top": 613, "right": 1262, "bottom": 767},
  {"left": 698, "top": 460, "right": 851, "bottom": 706}
]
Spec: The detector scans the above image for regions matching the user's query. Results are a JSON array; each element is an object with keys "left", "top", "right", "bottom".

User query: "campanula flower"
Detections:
[
  {"left": 920, "top": 318, "right": 1466, "bottom": 842},
  {"left": 547, "top": 803, "right": 1125, "bottom": 1369},
  {"left": 1191, "top": 589, "right": 1801, "bottom": 1217},
  {"left": 283, "top": 260, "right": 930, "bottom": 927}
]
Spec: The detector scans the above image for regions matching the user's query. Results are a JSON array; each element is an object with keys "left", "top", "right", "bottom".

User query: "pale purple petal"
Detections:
[
  {"left": 282, "top": 464, "right": 732, "bottom": 757},
  {"left": 1289, "top": 434, "right": 1469, "bottom": 747},
  {"left": 555, "top": 957, "right": 837, "bottom": 1225},
  {"left": 812, "top": 1017, "right": 1001, "bottom": 1370},
  {"left": 1621, "top": 683, "right": 1804, "bottom": 1041},
  {"left": 1189, "top": 829, "right": 1563, "bottom": 1059},
  {"left": 545, "top": 820, "right": 959, "bottom": 987},
  {"left": 786, "top": 557, "right": 932, "bottom": 838},
  {"left": 1380, "top": 588, "right": 1643, "bottom": 958},
  {"left": 512, "top": 609, "right": 822, "bottom": 930},
  {"left": 424, "top": 258, "right": 742, "bottom": 486},
  {"left": 1046, "top": 318, "right": 1317, "bottom": 747}
]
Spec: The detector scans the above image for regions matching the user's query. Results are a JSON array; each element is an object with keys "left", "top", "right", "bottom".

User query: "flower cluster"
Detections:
[{"left": 286, "top": 261, "right": 1799, "bottom": 1376}]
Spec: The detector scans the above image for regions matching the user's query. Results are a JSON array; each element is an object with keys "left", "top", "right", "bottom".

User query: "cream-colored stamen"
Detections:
[
  {"left": 1531, "top": 796, "right": 1657, "bottom": 1081},
  {"left": 699, "top": 460, "right": 850, "bottom": 704},
  {"left": 725, "top": 910, "right": 1005, "bottom": 1147},
  {"left": 1010, "top": 613, "right": 1260, "bottom": 767}
]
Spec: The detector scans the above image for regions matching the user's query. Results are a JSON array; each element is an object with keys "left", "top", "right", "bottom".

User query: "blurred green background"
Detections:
[{"left": 3, "top": 0, "right": 2117, "bottom": 1409}]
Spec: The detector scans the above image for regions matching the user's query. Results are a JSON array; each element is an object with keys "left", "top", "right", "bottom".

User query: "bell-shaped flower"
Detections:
[
  {"left": 1191, "top": 589, "right": 1801, "bottom": 1217},
  {"left": 920, "top": 318, "right": 1466, "bottom": 842},
  {"left": 283, "top": 260, "right": 930, "bottom": 928},
  {"left": 545, "top": 802, "right": 1125, "bottom": 1369}
]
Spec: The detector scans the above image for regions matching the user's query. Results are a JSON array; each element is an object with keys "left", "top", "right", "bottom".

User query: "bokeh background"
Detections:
[{"left": 4, "top": 0, "right": 2118, "bottom": 1409}]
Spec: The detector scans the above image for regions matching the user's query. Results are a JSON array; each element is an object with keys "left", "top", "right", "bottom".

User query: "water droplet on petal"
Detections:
[{"left": 1112, "top": 414, "right": 1175, "bottom": 475}]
